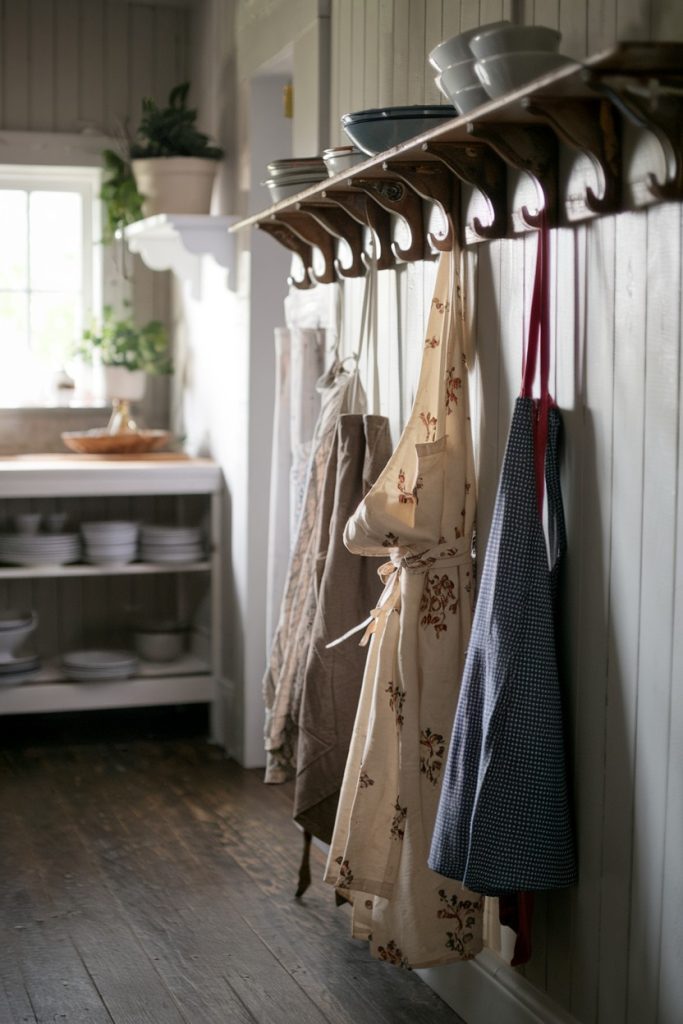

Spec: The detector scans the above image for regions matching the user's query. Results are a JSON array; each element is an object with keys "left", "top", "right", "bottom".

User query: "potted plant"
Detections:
[
  {"left": 76, "top": 305, "right": 172, "bottom": 432},
  {"left": 99, "top": 149, "right": 145, "bottom": 243},
  {"left": 129, "top": 82, "right": 224, "bottom": 216}
]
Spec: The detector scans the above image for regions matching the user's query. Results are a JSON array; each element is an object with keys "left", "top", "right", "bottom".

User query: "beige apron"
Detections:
[{"left": 324, "top": 249, "right": 484, "bottom": 968}]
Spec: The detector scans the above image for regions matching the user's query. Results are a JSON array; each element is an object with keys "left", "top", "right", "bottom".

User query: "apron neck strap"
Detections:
[{"left": 521, "top": 214, "right": 550, "bottom": 401}]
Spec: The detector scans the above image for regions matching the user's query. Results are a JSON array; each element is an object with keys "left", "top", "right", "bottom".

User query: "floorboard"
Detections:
[{"left": 0, "top": 708, "right": 467, "bottom": 1024}]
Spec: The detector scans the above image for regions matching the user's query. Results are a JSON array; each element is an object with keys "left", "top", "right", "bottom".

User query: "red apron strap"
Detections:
[{"left": 521, "top": 214, "right": 552, "bottom": 513}]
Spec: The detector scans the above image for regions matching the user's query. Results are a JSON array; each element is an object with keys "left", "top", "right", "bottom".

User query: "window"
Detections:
[{"left": 0, "top": 165, "right": 101, "bottom": 407}]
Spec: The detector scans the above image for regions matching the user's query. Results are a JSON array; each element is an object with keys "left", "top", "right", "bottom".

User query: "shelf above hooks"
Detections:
[
  {"left": 232, "top": 42, "right": 683, "bottom": 277},
  {"left": 123, "top": 214, "right": 239, "bottom": 297}
]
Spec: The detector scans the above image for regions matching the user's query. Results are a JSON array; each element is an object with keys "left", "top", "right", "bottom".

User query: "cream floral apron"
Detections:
[{"left": 324, "top": 249, "right": 484, "bottom": 968}]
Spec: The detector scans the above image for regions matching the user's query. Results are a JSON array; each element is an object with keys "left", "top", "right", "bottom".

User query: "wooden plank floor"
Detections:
[{"left": 0, "top": 708, "right": 467, "bottom": 1024}]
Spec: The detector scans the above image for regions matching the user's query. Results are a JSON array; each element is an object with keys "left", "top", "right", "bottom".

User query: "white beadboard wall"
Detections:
[
  {"left": 0, "top": 0, "right": 191, "bottom": 440},
  {"left": 323, "top": 4, "right": 683, "bottom": 1024}
]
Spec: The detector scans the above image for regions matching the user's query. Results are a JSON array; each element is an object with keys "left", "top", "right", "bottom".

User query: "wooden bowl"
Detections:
[{"left": 61, "top": 429, "right": 172, "bottom": 455}]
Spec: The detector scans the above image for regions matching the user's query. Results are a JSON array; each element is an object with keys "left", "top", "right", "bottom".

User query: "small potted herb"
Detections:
[
  {"left": 130, "top": 82, "right": 224, "bottom": 216},
  {"left": 76, "top": 305, "right": 171, "bottom": 432}
]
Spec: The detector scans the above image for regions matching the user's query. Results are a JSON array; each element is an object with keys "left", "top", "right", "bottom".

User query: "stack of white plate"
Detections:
[
  {"left": 0, "top": 532, "right": 81, "bottom": 566},
  {"left": 139, "top": 525, "right": 204, "bottom": 564},
  {"left": 62, "top": 649, "right": 139, "bottom": 682},
  {"left": 81, "top": 521, "right": 139, "bottom": 565},
  {"left": 0, "top": 609, "right": 40, "bottom": 684}
]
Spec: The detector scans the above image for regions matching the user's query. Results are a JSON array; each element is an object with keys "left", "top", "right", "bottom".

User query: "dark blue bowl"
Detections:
[{"left": 341, "top": 105, "right": 457, "bottom": 155}]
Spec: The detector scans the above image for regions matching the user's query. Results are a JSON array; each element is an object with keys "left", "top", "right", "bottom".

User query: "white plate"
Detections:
[
  {"left": 0, "top": 653, "right": 40, "bottom": 672},
  {"left": 65, "top": 667, "right": 137, "bottom": 682},
  {"left": 140, "top": 526, "right": 202, "bottom": 543},
  {"left": 140, "top": 548, "right": 204, "bottom": 563},
  {"left": 62, "top": 649, "right": 138, "bottom": 670},
  {"left": 140, "top": 543, "right": 203, "bottom": 555}
]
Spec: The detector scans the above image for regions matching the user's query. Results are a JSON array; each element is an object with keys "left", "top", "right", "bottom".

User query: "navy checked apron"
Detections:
[{"left": 429, "top": 223, "right": 577, "bottom": 895}]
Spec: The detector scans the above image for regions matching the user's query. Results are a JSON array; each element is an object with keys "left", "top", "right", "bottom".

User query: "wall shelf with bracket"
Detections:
[
  {"left": 230, "top": 41, "right": 683, "bottom": 288},
  {"left": 123, "top": 214, "right": 240, "bottom": 297}
]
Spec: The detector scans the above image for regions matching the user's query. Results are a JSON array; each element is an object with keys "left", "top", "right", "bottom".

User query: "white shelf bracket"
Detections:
[{"left": 123, "top": 214, "right": 240, "bottom": 297}]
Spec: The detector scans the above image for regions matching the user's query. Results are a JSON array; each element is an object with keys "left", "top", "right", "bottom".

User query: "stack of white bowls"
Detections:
[
  {"left": 139, "top": 525, "right": 204, "bottom": 564},
  {"left": 263, "top": 157, "right": 328, "bottom": 203},
  {"left": 81, "top": 521, "right": 139, "bottom": 565},
  {"left": 0, "top": 610, "right": 40, "bottom": 684},
  {"left": 0, "top": 531, "right": 81, "bottom": 566},
  {"left": 62, "top": 649, "right": 139, "bottom": 682},
  {"left": 429, "top": 22, "right": 569, "bottom": 111}
]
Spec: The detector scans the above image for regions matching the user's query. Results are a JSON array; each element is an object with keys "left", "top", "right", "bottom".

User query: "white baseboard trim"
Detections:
[{"left": 418, "top": 950, "right": 582, "bottom": 1024}]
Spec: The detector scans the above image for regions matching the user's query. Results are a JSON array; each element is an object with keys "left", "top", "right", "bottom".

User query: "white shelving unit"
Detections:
[
  {"left": 0, "top": 454, "right": 224, "bottom": 738},
  {"left": 123, "top": 214, "right": 239, "bottom": 297}
]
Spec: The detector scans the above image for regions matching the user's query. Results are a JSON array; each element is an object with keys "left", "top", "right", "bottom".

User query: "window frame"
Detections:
[{"left": 0, "top": 130, "right": 122, "bottom": 410}]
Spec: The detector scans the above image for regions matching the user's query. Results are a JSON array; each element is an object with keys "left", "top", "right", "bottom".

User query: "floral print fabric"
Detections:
[{"left": 323, "top": 250, "right": 484, "bottom": 968}]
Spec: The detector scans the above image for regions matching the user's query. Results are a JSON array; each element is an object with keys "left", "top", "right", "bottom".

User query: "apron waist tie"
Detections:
[{"left": 326, "top": 543, "right": 472, "bottom": 650}]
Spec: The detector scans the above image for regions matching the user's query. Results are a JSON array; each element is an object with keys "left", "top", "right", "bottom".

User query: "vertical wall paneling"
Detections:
[
  {"left": 441, "top": 0, "right": 462, "bottom": 38},
  {"left": 153, "top": 7, "right": 183, "bottom": 102},
  {"left": 407, "top": 0, "right": 427, "bottom": 104},
  {"left": 55, "top": 0, "right": 80, "bottom": 132},
  {"left": 79, "top": 0, "right": 105, "bottom": 130},
  {"left": 596, "top": 209, "right": 647, "bottom": 1024},
  {"left": 423, "top": 0, "right": 442, "bottom": 102},
  {"left": 364, "top": 0, "right": 380, "bottom": 109},
  {"left": 336, "top": 1, "right": 353, "bottom": 143},
  {"left": 657, "top": 209, "right": 683, "bottom": 1024},
  {"left": 128, "top": 3, "right": 156, "bottom": 132},
  {"left": 104, "top": 0, "right": 129, "bottom": 134},
  {"left": 29, "top": 0, "right": 54, "bottom": 131},
  {"left": 3, "top": 0, "right": 30, "bottom": 129},
  {"left": 392, "top": 0, "right": 411, "bottom": 106},
  {"left": 480, "top": 0, "right": 506, "bottom": 23},
  {"left": 569, "top": 215, "right": 616, "bottom": 1024},
  {"left": 377, "top": 0, "right": 395, "bottom": 107},
  {"left": 558, "top": 0, "right": 587, "bottom": 59},
  {"left": 350, "top": 0, "right": 366, "bottom": 114},
  {"left": 330, "top": 0, "right": 341, "bottom": 142},
  {"left": 626, "top": 202, "right": 680, "bottom": 1024}
]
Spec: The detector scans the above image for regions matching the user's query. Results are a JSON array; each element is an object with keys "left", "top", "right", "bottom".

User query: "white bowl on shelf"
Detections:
[
  {"left": 474, "top": 51, "right": 574, "bottom": 98},
  {"left": 428, "top": 20, "right": 510, "bottom": 71},
  {"left": 0, "top": 611, "right": 37, "bottom": 658},
  {"left": 437, "top": 58, "right": 480, "bottom": 95},
  {"left": 134, "top": 626, "right": 186, "bottom": 663},
  {"left": 14, "top": 513, "right": 42, "bottom": 534},
  {"left": 447, "top": 83, "right": 491, "bottom": 114},
  {"left": 469, "top": 24, "right": 561, "bottom": 60}
]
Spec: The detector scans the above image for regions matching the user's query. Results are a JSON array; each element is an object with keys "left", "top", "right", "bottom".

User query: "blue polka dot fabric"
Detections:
[{"left": 428, "top": 397, "right": 577, "bottom": 894}]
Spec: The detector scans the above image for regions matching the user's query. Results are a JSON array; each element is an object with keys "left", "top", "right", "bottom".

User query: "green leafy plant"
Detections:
[
  {"left": 76, "top": 305, "right": 172, "bottom": 375},
  {"left": 99, "top": 149, "right": 144, "bottom": 244},
  {"left": 130, "top": 82, "right": 223, "bottom": 160}
]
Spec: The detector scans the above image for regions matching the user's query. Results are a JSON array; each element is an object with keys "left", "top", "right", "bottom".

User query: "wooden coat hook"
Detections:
[
  {"left": 383, "top": 160, "right": 458, "bottom": 251},
  {"left": 346, "top": 175, "right": 425, "bottom": 262},
  {"left": 467, "top": 122, "right": 558, "bottom": 229},
  {"left": 422, "top": 139, "right": 508, "bottom": 240},
  {"left": 586, "top": 74, "right": 683, "bottom": 200},
  {"left": 522, "top": 96, "right": 621, "bottom": 215},
  {"left": 297, "top": 200, "right": 365, "bottom": 278},
  {"left": 259, "top": 218, "right": 312, "bottom": 289},
  {"left": 270, "top": 209, "right": 337, "bottom": 285},
  {"left": 320, "top": 188, "right": 395, "bottom": 271}
]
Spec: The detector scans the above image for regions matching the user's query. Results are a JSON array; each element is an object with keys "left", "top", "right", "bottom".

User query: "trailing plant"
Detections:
[
  {"left": 99, "top": 149, "right": 144, "bottom": 244},
  {"left": 129, "top": 82, "right": 223, "bottom": 160},
  {"left": 76, "top": 304, "right": 172, "bottom": 375}
]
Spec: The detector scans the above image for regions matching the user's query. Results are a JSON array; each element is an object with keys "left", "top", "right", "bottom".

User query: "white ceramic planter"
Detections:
[
  {"left": 132, "top": 157, "right": 219, "bottom": 216},
  {"left": 103, "top": 366, "right": 147, "bottom": 402}
]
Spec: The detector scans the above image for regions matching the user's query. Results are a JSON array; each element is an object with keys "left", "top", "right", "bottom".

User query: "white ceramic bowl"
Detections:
[
  {"left": 81, "top": 521, "right": 139, "bottom": 542},
  {"left": 133, "top": 628, "right": 186, "bottom": 663},
  {"left": 45, "top": 512, "right": 68, "bottom": 534},
  {"left": 449, "top": 83, "right": 491, "bottom": 114},
  {"left": 438, "top": 58, "right": 480, "bottom": 95},
  {"left": 322, "top": 146, "right": 366, "bottom": 176},
  {"left": 475, "top": 51, "right": 573, "bottom": 98},
  {"left": 0, "top": 611, "right": 37, "bottom": 658},
  {"left": 428, "top": 20, "right": 510, "bottom": 71},
  {"left": 265, "top": 179, "right": 325, "bottom": 203},
  {"left": 469, "top": 24, "right": 561, "bottom": 60},
  {"left": 14, "top": 513, "right": 42, "bottom": 534}
]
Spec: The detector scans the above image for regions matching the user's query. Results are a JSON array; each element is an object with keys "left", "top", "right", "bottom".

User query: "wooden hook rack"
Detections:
[{"left": 236, "top": 43, "right": 683, "bottom": 279}]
